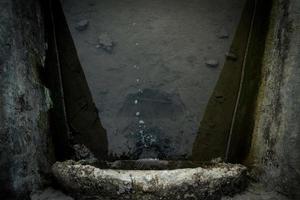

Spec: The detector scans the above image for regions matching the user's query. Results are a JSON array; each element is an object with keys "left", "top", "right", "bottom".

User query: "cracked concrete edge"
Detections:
[
  {"left": 52, "top": 160, "right": 248, "bottom": 200},
  {"left": 246, "top": 0, "right": 300, "bottom": 198}
]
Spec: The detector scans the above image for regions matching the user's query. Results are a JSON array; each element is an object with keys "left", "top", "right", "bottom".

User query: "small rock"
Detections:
[
  {"left": 226, "top": 52, "right": 238, "bottom": 60},
  {"left": 205, "top": 59, "right": 219, "bottom": 67},
  {"left": 98, "top": 33, "right": 114, "bottom": 52},
  {"left": 75, "top": 20, "right": 89, "bottom": 31},
  {"left": 218, "top": 28, "right": 229, "bottom": 39},
  {"left": 136, "top": 112, "right": 140, "bottom": 116},
  {"left": 139, "top": 120, "right": 145, "bottom": 124},
  {"left": 134, "top": 100, "right": 138, "bottom": 104},
  {"left": 215, "top": 95, "right": 225, "bottom": 103}
]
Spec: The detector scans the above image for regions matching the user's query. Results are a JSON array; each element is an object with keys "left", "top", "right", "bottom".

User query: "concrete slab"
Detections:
[{"left": 52, "top": 160, "right": 248, "bottom": 200}]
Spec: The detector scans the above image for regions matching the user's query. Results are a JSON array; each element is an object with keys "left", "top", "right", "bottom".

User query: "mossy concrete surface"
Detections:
[
  {"left": 0, "top": 0, "right": 54, "bottom": 199},
  {"left": 52, "top": 160, "right": 248, "bottom": 200},
  {"left": 245, "top": 0, "right": 300, "bottom": 199}
]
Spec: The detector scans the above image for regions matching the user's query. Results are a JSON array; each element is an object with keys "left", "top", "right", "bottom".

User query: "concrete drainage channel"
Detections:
[
  {"left": 40, "top": 0, "right": 269, "bottom": 200},
  {"left": 1, "top": 0, "right": 299, "bottom": 199},
  {"left": 40, "top": 0, "right": 273, "bottom": 199}
]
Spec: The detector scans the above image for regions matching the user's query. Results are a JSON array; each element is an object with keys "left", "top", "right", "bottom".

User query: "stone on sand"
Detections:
[
  {"left": 97, "top": 33, "right": 114, "bottom": 52},
  {"left": 205, "top": 59, "right": 219, "bottom": 67},
  {"left": 75, "top": 19, "right": 89, "bottom": 31}
]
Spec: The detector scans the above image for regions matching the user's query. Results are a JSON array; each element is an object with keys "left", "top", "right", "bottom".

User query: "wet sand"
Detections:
[{"left": 62, "top": 0, "right": 246, "bottom": 159}]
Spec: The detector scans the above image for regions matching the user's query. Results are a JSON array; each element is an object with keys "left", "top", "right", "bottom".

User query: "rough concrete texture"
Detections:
[
  {"left": 52, "top": 160, "right": 248, "bottom": 200},
  {"left": 0, "top": 0, "right": 54, "bottom": 198},
  {"left": 31, "top": 187, "right": 74, "bottom": 200},
  {"left": 222, "top": 183, "right": 289, "bottom": 200},
  {"left": 245, "top": 0, "right": 300, "bottom": 199}
]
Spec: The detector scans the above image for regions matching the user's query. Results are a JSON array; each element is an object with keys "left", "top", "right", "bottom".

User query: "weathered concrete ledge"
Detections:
[
  {"left": 245, "top": 0, "right": 300, "bottom": 198},
  {"left": 52, "top": 160, "right": 248, "bottom": 200}
]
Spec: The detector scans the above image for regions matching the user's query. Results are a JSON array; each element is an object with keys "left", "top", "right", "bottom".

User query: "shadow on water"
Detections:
[
  {"left": 43, "top": 0, "right": 108, "bottom": 160},
  {"left": 192, "top": 0, "right": 272, "bottom": 163}
]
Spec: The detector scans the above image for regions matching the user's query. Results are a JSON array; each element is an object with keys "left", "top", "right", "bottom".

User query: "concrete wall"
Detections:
[
  {"left": 247, "top": 0, "right": 300, "bottom": 198},
  {"left": 0, "top": 0, "right": 54, "bottom": 198}
]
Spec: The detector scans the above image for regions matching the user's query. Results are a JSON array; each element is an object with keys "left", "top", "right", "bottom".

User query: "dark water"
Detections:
[{"left": 62, "top": 0, "right": 246, "bottom": 160}]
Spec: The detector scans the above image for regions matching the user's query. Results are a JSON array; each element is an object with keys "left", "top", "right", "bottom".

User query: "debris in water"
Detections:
[
  {"left": 205, "top": 59, "right": 219, "bottom": 67},
  {"left": 218, "top": 28, "right": 229, "bottom": 39},
  {"left": 135, "top": 65, "right": 140, "bottom": 70},
  {"left": 215, "top": 95, "right": 225, "bottom": 103},
  {"left": 75, "top": 19, "right": 89, "bottom": 31},
  {"left": 97, "top": 33, "right": 114, "bottom": 52},
  {"left": 226, "top": 52, "right": 238, "bottom": 60}
]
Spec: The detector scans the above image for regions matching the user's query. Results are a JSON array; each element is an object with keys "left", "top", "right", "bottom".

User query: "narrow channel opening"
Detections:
[{"left": 44, "top": 0, "right": 272, "bottom": 168}]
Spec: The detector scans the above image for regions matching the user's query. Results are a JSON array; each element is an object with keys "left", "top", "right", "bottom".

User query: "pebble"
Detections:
[
  {"left": 218, "top": 28, "right": 229, "bottom": 39},
  {"left": 98, "top": 33, "right": 114, "bottom": 52},
  {"left": 136, "top": 112, "right": 140, "bottom": 116},
  {"left": 139, "top": 120, "right": 145, "bottom": 124},
  {"left": 215, "top": 95, "right": 225, "bottom": 103},
  {"left": 226, "top": 52, "right": 238, "bottom": 60},
  {"left": 134, "top": 100, "right": 138, "bottom": 104},
  {"left": 205, "top": 59, "right": 219, "bottom": 67},
  {"left": 75, "top": 19, "right": 89, "bottom": 31}
]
